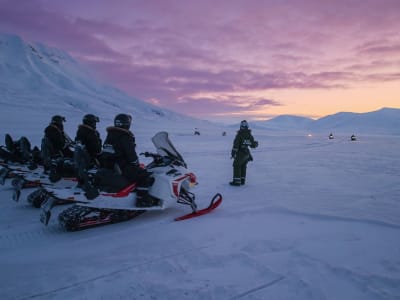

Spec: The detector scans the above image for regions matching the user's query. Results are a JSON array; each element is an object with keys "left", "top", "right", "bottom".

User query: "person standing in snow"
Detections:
[
  {"left": 102, "top": 113, "right": 157, "bottom": 207},
  {"left": 230, "top": 120, "right": 258, "bottom": 186},
  {"left": 75, "top": 114, "right": 102, "bottom": 165}
]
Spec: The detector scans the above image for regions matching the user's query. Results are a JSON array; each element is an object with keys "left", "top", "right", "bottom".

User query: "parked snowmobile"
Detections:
[
  {"left": 1, "top": 158, "right": 78, "bottom": 205},
  {"left": 39, "top": 131, "right": 222, "bottom": 230}
]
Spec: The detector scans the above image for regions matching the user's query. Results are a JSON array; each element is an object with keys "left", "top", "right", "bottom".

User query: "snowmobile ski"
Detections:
[
  {"left": 0, "top": 166, "right": 8, "bottom": 185},
  {"left": 12, "top": 175, "right": 77, "bottom": 203},
  {"left": 174, "top": 193, "right": 222, "bottom": 221}
]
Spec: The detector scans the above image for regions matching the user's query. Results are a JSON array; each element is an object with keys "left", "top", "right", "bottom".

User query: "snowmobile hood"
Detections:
[{"left": 151, "top": 132, "right": 186, "bottom": 167}]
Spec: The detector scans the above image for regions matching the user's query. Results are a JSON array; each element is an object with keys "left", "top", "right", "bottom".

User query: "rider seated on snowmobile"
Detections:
[
  {"left": 75, "top": 114, "right": 102, "bottom": 166},
  {"left": 95, "top": 114, "right": 157, "bottom": 207},
  {"left": 42, "top": 115, "right": 75, "bottom": 181},
  {"left": 0, "top": 134, "right": 41, "bottom": 166},
  {"left": 74, "top": 114, "right": 102, "bottom": 187}
]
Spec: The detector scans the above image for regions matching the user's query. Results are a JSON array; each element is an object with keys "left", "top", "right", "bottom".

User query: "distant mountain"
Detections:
[
  {"left": 0, "top": 33, "right": 213, "bottom": 140},
  {"left": 255, "top": 107, "right": 400, "bottom": 135},
  {"left": 256, "top": 115, "right": 314, "bottom": 131},
  {"left": 312, "top": 108, "right": 400, "bottom": 134}
]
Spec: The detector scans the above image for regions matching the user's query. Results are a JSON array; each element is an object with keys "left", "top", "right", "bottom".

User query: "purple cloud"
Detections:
[{"left": 1, "top": 0, "right": 400, "bottom": 119}]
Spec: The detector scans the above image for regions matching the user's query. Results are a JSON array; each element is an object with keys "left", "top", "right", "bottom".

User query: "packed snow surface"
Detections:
[{"left": 1, "top": 130, "right": 399, "bottom": 300}]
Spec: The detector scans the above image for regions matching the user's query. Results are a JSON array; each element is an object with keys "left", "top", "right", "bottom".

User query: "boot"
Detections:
[
  {"left": 229, "top": 180, "right": 241, "bottom": 186},
  {"left": 49, "top": 159, "right": 62, "bottom": 182},
  {"left": 136, "top": 187, "right": 159, "bottom": 207},
  {"left": 241, "top": 177, "right": 246, "bottom": 185}
]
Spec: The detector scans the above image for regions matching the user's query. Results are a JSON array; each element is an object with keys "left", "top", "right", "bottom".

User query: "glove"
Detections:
[
  {"left": 130, "top": 159, "right": 140, "bottom": 167},
  {"left": 252, "top": 141, "right": 259, "bottom": 148},
  {"left": 231, "top": 150, "right": 237, "bottom": 159}
]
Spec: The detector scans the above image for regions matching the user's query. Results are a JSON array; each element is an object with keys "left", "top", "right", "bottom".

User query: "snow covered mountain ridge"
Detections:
[
  {"left": 0, "top": 32, "right": 213, "bottom": 141},
  {"left": 253, "top": 107, "right": 400, "bottom": 135}
]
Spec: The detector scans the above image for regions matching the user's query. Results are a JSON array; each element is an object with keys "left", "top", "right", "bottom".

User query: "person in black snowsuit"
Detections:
[
  {"left": 230, "top": 120, "right": 258, "bottom": 186},
  {"left": 43, "top": 115, "right": 75, "bottom": 180},
  {"left": 72, "top": 114, "right": 102, "bottom": 188},
  {"left": 44, "top": 115, "right": 74, "bottom": 158},
  {"left": 101, "top": 114, "right": 156, "bottom": 207},
  {"left": 75, "top": 114, "right": 102, "bottom": 164}
]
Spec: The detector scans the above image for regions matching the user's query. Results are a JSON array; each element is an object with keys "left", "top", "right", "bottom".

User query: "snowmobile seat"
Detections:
[
  {"left": 3, "top": 134, "right": 32, "bottom": 163},
  {"left": 5, "top": 134, "right": 15, "bottom": 153},
  {"left": 0, "top": 146, "right": 12, "bottom": 161},
  {"left": 94, "top": 168, "right": 130, "bottom": 193}
]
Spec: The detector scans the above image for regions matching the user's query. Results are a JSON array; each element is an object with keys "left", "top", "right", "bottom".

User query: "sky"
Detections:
[{"left": 1, "top": 0, "right": 400, "bottom": 123}]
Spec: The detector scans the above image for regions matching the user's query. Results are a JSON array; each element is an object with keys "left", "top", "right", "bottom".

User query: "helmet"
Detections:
[
  {"left": 51, "top": 115, "right": 66, "bottom": 129},
  {"left": 51, "top": 115, "right": 66, "bottom": 125},
  {"left": 83, "top": 114, "right": 99, "bottom": 129},
  {"left": 114, "top": 113, "right": 132, "bottom": 130},
  {"left": 240, "top": 120, "right": 248, "bottom": 130}
]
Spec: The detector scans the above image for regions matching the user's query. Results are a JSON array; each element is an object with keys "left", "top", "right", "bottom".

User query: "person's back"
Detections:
[
  {"left": 75, "top": 114, "right": 102, "bottom": 163},
  {"left": 43, "top": 115, "right": 74, "bottom": 180},
  {"left": 103, "top": 114, "right": 138, "bottom": 174},
  {"left": 44, "top": 115, "right": 73, "bottom": 158},
  {"left": 101, "top": 114, "right": 156, "bottom": 207}
]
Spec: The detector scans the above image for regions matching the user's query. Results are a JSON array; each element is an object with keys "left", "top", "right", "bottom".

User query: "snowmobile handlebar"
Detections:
[{"left": 140, "top": 152, "right": 161, "bottom": 159}]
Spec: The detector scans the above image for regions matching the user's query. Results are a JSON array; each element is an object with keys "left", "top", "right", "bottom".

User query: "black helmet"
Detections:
[
  {"left": 51, "top": 115, "right": 66, "bottom": 124},
  {"left": 83, "top": 114, "right": 99, "bottom": 129},
  {"left": 114, "top": 113, "right": 132, "bottom": 130},
  {"left": 51, "top": 115, "right": 66, "bottom": 129},
  {"left": 240, "top": 120, "right": 248, "bottom": 130}
]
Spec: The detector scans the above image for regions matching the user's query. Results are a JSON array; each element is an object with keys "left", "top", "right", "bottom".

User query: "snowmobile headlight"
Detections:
[{"left": 186, "top": 173, "right": 197, "bottom": 187}]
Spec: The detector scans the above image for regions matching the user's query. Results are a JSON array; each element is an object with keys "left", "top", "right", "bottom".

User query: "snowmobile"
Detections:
[
  {"left": 1, "top": 158, "right": 78, "bottom": 205},
  {"left": 38, "top": 131, "right": 222, "bottom": 230}
]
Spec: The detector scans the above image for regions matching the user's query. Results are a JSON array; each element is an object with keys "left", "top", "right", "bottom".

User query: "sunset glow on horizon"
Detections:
[{"left": 1, "top": 0, "right": 399, "bottom": 123}]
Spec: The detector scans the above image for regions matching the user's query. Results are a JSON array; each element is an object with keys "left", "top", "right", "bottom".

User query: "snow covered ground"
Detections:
[{"left": 1, "top": 130, "right": 399, "bottom": 300}]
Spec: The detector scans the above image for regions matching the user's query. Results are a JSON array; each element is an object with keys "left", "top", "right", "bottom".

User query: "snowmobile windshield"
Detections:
[{"left": 151, "top": 132, "right": 186, "bottom": 167}]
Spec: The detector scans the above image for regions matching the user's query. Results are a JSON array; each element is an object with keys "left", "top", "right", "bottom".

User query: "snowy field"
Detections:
[{"left": 1, "top": 130, "right": 399, "bottom": 300}]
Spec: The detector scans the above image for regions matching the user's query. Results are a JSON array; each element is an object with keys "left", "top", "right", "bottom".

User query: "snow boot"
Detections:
[
  {"left": 84, "top": 185, "right": 99, "bottom": 200},
  {"left": 136, "top": 187, "right": 159, "bottom": 207},
  {"left": 229, "top": 181, "right": 241, "bottom": 186}
]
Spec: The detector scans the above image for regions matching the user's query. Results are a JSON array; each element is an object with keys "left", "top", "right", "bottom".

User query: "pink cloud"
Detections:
[{"left": 1, "top": 0, "right": 400, "bottom": 118}]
